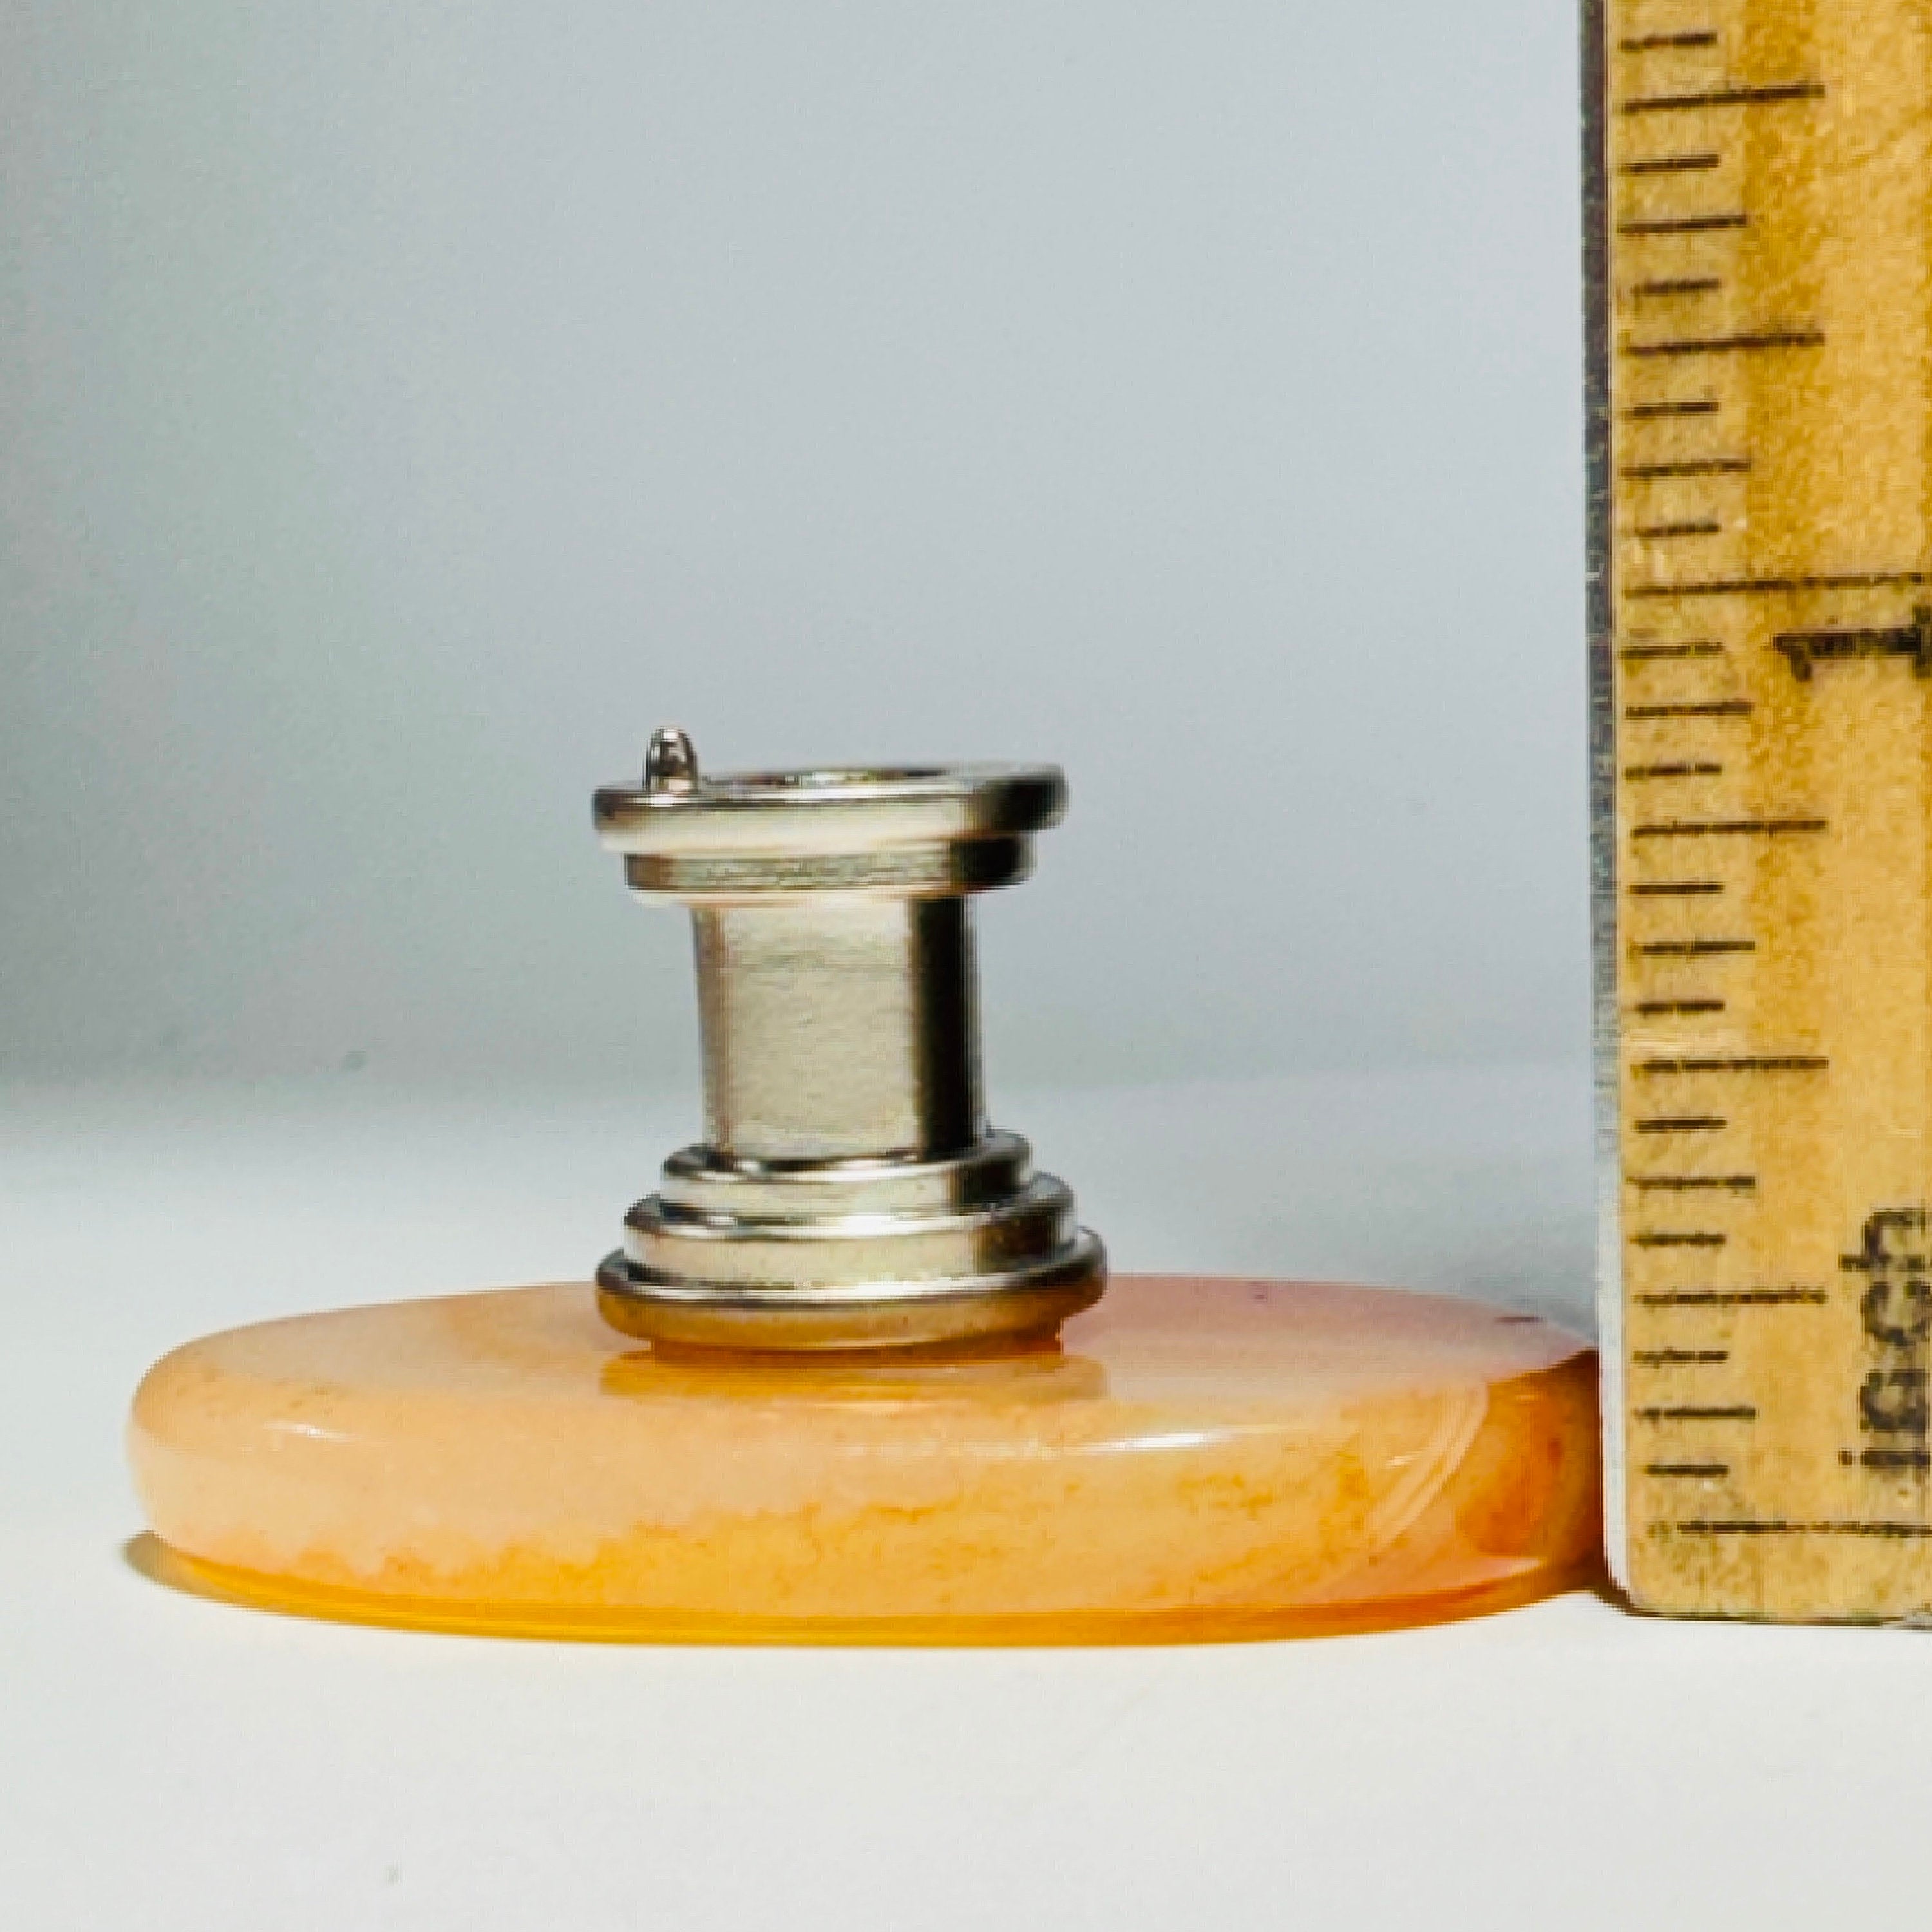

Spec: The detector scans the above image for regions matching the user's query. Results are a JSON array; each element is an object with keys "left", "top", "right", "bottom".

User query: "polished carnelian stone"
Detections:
[{"left": 128, "top": 1275, "right": 1599, "bottom": 1642}]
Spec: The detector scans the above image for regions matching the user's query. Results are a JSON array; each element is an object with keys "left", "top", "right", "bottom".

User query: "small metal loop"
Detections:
[{"left": 643, "top": 726, "right": 700, "bottom": 795}]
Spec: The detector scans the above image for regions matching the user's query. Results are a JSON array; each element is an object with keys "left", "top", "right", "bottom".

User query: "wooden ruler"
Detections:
[{"left": 1591, "top": 0, "right": 1932, "bottom": 1618}]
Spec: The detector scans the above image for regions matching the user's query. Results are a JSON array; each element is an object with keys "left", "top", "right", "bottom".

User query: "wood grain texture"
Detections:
[{"left": 1600, "top": 0, "right": 1932, "bottom": 1618}]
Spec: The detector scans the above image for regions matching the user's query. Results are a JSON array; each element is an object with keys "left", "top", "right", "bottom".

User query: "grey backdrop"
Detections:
[{"left": 3, "top": 1, "right": 1587, "bottom": 1091}]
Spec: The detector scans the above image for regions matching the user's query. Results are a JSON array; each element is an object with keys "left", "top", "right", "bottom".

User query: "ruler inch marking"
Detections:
[{"left": 1774, "top": 611, "right": 1932, "bottom": 680}]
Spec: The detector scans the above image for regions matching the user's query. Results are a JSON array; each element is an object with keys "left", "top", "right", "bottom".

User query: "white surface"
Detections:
[
  {"left": 3, "top": 0, "right": 1586, "bottom": 1087},
  {"left": 6, "top": 1070, "right": 1927, "bottom": 1931}
]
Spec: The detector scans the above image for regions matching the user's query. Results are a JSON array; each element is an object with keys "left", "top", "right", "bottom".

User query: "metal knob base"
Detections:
[{"left": 592, "top": 732, "right": 1106, "bottom": 1352}]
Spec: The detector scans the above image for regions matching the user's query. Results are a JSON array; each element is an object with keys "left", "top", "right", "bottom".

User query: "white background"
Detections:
[
  {"left": 7, "top": 1075, "right": 1926, "bottom": 1932},
  {"left": 3, "top": 0, "right": 1586, "bottom": 1087},
  {"left": 13, "top": 6, "right": 1916, "bottom": 1930}
]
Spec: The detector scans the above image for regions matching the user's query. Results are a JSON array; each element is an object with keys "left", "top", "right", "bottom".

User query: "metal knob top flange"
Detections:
[{"left": 591, "top": 729, "right": 1108, "bottom": 1352}]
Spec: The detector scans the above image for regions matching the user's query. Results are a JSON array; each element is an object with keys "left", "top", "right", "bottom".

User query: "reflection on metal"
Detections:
[{"left": 591, "top": 731, "right": 1106, "bottom": 1350}]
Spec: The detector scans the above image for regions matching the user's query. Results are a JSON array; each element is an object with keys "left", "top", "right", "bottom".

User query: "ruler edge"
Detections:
[{"left": 1580, "top": 0, "right": 1628, "bottom": 1586}]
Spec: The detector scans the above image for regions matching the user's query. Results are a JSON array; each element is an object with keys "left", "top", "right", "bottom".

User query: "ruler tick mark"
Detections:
[
  {"left": 1620, "top": 33, "right": 1721, "bottom": 52},
  {"left": 1620, "top": 641, "right": 1725, "bottom": 659},
  {"left": 1630, "top": 880, "right": 1723, "bottom": 896},
  {"left": 1624, "top": 763, "right": 1724, "bottom": 779},
  {"left": 1633, "top": 1117, "right": 1729, "bottom": 1133},
  {"left": 1631, "top": 1173, "right": 1754, "bottom": 1189},
  {"left": 1633, "top": 940, "right": 1752, "bottom": 956},
  {"left": 1634, "top": 1231, "right": 1729, "bottom": 1246},
  {"left": 1622, "top": 155, "right": 1721, "bottom": 176},
  {"left": 1619, "top": 214, "right": 1748, "bottom": 235},
  {"left": 1634, "top": 521, "right": 1724, "bottom": 538},
  {"left": 1638, "top": 1289, "right": 1825, "bottom": 1305},
  {"left": 1637, "top": 1405, "right": 1758, "bottom": 1420},
  {"left": 1623, "top": 330, "right": 1823, "bottom": 357},
  {"left": 1631, "top": 818, "right": 1826, "bottom": 837},
  {"left": 1678, "top": 1520, "right": 1932, "bottom": 1538},
  {"left": 1620, "top": 82, "right": 1824, "bottom": 115},
  {"left": 1634, "top": 1349, "right": 1733, "bottom": 1363},
  {"left": 1631, "top": 278, "right": 1724, "bottom": 299},
  {"left": 1634, "top": 1056, "right": 1829, "bottom": 1074},
  {"left": 1624, "top": 700, "right": 1751, "bottom": 717},
  {"left": 1627, "top": 571, "right": 1932, "bottom": 598},
  {"left": 1625, "top": 397, "right": 1720, "bottom": 418},
  {"left": 1647, "top": 1463, "right": 1731, "bottom": 1476},
  {"left": 1622, "top": 459, "right": 1747, "bottom": 478}
]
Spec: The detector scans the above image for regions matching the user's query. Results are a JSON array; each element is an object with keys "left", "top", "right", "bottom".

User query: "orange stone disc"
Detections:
[{"left": 128, "top": 1275, "right": 1600, "bottom": 1643}]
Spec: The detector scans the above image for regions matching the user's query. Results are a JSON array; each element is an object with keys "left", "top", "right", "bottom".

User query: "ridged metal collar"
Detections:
[{"left": 594, "top": 743, "right": 1067, "bottom": 900}]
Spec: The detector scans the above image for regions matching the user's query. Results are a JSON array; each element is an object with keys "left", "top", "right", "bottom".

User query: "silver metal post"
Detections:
[{"left": 591, "top": 730, "right": 1106, "bottom": 1351}]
